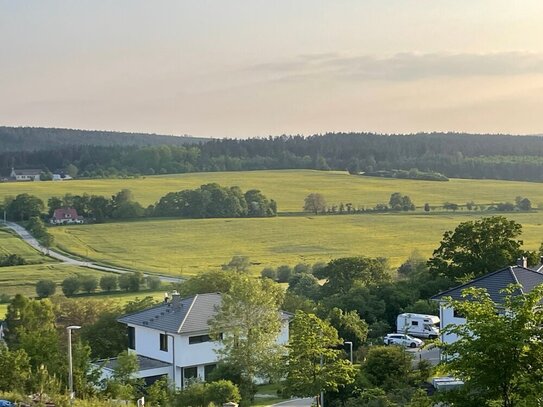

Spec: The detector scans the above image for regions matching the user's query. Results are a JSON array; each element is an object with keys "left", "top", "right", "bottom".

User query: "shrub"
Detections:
[
  {"left": 99, "top": 275, "right": 118, "bottom": 292},
  {"left": 276, "top": 265, "right": 292, "bottom": 283},
  {"left": 62, "top": 276, "right": 80, "bottom": 296},
  {"left": 261, "top": 267, "right": 277, "bottom": 280},
  {"left": 146, "top": 276, "right": 161, "bottom": 290},
  {"left": 80, "top": 275, "right": 98, "bottom": 293},
  {"left": 36, "top": 279, "right": 56, "bottom": 298}
]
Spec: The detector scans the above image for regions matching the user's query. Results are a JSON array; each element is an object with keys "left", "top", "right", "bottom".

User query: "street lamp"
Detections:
[
  {"left": 67, "top": 325, "right": 82, "bottom": 400},
  {"left": 344, "top": 341, "right": 353, "bottom": 364}
]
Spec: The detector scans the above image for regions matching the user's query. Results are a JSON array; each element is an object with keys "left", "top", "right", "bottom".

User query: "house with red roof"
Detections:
[{"left": 50, "top": 208, "right": 84, "bottom": 225}]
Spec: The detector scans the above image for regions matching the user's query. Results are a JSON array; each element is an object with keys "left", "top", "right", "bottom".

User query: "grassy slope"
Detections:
[
  {"left": 49, "top": 212, "right": 543, "bottom": 276},
  {"left": 0, "top": 227, "right": 50, "bottom": 264},
  {"left": 2, "top": 169, "right": 543, "bottom": 212}
]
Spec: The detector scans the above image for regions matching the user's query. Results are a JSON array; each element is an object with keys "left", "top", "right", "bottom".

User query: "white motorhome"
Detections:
[{"left": 396, "top": 313, "right": 440, "bottom": 339}]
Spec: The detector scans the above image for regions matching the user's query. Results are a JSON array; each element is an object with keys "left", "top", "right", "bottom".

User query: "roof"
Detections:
[
  {"left": 101, "top": 355, "right": 171, "bottom": 372},
  {"left": 118, "top": 293, "right": 222, "bottom": 334},
  {"left": 118, "top": 292, "right": 293, "bottom": 335},
  {"left": 13, "top": 169, "right": 41, "bottom": 175},
  {"left": 431, "top": 265, "right": 543, "bottom": 304},
  {"left": 52, "top": 207, "right": 79, "bottom": 219}
]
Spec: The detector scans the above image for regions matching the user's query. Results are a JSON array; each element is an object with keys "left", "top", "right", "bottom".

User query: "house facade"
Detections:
[
  {"left": 50, "top": 208, "right": 84, "bottom": 225},
  {"left": 104, "top": 292, "right": 291, "bottom": 388},
  {"left": 431, "top": 259, "right": 543, "bottom": 345},
  {"left": 10, "top": 168, "right": 41, "bottom": 181}
]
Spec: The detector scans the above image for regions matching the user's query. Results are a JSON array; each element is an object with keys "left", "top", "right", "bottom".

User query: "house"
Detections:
[
  {"left": 431, "top": 257, "right": 543, "bottom": 345},
  {"left": 50, "top": 208, "right": 85, "bottom": 225},
  {"left": 10, "top": 168, "right": 41, "bottom": 181},
  {"left": 100, "top": 292, "right": 291, "bottom": 389}
]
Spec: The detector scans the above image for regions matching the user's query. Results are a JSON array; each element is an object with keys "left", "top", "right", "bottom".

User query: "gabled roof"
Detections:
[
  {"left": 52, "top": 207, "right": 79, "bottom": 219},
  {"left": 13, "top": 169, "right": 41, "bottom": 175},
  {"left": 118, "top": 293, "right": 222, "bottom": 335},
  {"left": 431, "top": 265, "right": 543, "bottom": 304}
]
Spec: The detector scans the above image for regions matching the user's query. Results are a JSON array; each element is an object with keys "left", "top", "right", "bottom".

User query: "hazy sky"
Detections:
[{"left": 2, "top": 1, "right": 543, "bottom": 138}]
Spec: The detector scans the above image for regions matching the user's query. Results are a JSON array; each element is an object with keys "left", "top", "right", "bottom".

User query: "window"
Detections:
[
  {"left": 189, "top": 334, "right": 212, "bottom": 344},
  {"left": 204, "top": 364, "right": 216, "bottom": 380},
  {"left": 160, "top": 333, "right": 168, "bottom": 352},
  {"left": 128, "top": 326, "right": 135, "bottom": 350},
  {"left": 453, "top": 309, "right": 465, "bottom": 319},
  {"left": 184, "top": 367, "right": 197, "bottom": 380},
  {"left": 411, "top": 321, "right": 419, "bottom": 326}
]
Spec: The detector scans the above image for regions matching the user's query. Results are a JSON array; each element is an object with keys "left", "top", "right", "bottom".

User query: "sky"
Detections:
[{"left": 2, "top": 1, "right": 543, "bottom": 138}]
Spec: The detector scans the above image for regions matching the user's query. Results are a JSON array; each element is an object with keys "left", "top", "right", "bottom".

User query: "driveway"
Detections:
[
  {"left": 2, "top": 221, "right": 183, "bottom": 284},
  {"left": 407, "top": 345, "right": 441, "bottom": 366}
]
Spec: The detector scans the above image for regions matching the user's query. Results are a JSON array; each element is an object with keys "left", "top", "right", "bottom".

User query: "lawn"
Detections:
[
  {"left": 0, "top": 227, "right": 50, "bottom": 264},
  {"left": 49, "top": 211, "right": 543, "bottom": 276},
  {"left": 1, "top": 169, "right": 543, "bottom": 212}
]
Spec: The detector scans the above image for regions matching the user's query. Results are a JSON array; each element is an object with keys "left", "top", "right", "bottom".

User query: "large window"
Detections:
[
  {"left": 128, "top": 326, "right": 135, "bottom": 350},
  {"left": 189, "top": 334, "right": 211, "bottom": 344},
  {"left": 453, "top": 308, "right": 465, "bottom": 319},
  {"left": 204, "top": 364, "right": 216, "bottom": 380},
  {"left": 160, "top": 333, "right": 168, "bottom": 352}
]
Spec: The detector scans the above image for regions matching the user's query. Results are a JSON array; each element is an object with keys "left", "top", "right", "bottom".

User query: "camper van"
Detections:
[{"left": 396, "top": 313, "right": 440, "bottom": 339}]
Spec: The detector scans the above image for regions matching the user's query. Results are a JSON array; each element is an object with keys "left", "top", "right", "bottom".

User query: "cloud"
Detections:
[{"left": 246, "top": 51, "right": 543, "bottom": 81}]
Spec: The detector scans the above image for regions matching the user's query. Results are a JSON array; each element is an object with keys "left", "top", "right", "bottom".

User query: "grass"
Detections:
[
  {"left": 48, "top": 211, "right": 543, "bottom": 276},
  {"left": 252, "top": 383, "right": 286, "bottom": 406},
  {"left": 0, "top": 227, "right": 50, "bottom": 264},
  {"left": 1, "top": 169, "right": 543, "bottom": 212},
  {"left": 0, "top": 263, "right": 113, "bottom": 297}
]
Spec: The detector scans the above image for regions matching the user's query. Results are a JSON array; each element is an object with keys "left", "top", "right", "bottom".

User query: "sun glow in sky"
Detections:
[{"left": 2, "top": 0, "right": 543, "bottom": 137}]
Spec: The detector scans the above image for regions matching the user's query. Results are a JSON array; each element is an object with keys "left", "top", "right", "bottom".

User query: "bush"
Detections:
[
  {"left": 80, "top": 275, "right": 98, "bottom": 293},
  {"left": 0, "top": 254, "right": 26, "bottom": 267},
  {"left": 293, "top": 263, "right": 311, "bottom": 274},
  {"left": 99, "top": 275, "right": 118, "bottom": 292},
  {"left": 62, "top": 276, "right": 80, "bottom": 296},
  {"left": 0, "top": 293, "right": 11, "bottom": 304},
  {"left": 261, "top": 267, "right": 277, "bottom": 280},
  {"left": 36, "top": 279, "right": 56, "bottom": 298},
  {"left": 119, "top": 272, "right": 143, "bottom": 292},
  {"left": 276, "top": 265, "right": 292, "bottom": 283},
  {"left": 146, "top": 276, "right": 161, "bottom": 290}
]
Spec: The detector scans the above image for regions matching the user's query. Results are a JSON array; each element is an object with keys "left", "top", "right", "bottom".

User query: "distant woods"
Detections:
[{"left": 4, "top": 131, "right": 543, "bottom": 182}]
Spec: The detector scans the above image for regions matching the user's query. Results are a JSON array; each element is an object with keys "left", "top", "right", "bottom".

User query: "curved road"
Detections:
[{"left": 3, "top": 221, "right": 183, "bottom": 284}]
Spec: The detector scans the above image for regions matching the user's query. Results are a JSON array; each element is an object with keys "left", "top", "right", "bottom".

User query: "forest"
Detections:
[{"left": 2, "top": 128, "right": 543, "bottom": 182}]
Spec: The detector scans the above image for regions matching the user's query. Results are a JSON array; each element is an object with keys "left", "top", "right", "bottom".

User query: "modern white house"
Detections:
[
  {"left": 431, "top": 258, "right": 543, "bottom": 345},
  {"left": 100, "top": 292, "right": 291, "bottom": 388}
]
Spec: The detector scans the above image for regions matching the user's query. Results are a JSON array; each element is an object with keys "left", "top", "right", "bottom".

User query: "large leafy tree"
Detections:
[
  {"left": 210, "top": 275, "right": 285, "bottom": 387},
  {"left": 440, "top": 285, "right": 543, "bottom": 407},
  {"left": 303, "top": 193, "right": 326, "bottom": 215},
  {"left": 428, "top": 216, "right": 527, "bottom": 281},
  {"left": 284, "top": 311, "right": 356, "bottom": 406}
]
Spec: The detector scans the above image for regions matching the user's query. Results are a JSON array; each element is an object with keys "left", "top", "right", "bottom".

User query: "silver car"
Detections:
[{"left": 383, "top": 333, "right": 424, "bottom": 348}]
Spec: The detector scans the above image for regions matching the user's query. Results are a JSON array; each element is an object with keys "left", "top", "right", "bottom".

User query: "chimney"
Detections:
[
  {"left": 516, "top": 257, "right": 528, "bottom": 268},
  {"left": 164, "top": 292, "right": 170, "bottom": 304},
  {"left": 171, "top": 291, "right": 181, "bottom": 309}
]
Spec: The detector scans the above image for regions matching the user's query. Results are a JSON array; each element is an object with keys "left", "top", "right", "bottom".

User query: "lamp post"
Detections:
[
  {"left": 344, "top": 341, "right": 353, "bottom": 364},
  {"left": 67, "top": 325, "right": 81, "bottom": 401}
]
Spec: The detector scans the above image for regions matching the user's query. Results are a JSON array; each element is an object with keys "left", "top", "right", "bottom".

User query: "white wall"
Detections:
[{"left": 440, "top": 305, "right": 466, "bottom": 345}]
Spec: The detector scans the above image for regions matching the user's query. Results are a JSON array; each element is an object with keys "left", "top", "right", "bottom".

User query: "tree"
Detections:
[
  {"left": 36, "top": 279, "right": 56, "bottom": 298},
  {"left": 146, "top": 275, "right": 161, "bottom": 290},
  {"left": 440, "top": 285, "right": 543, "bottom": 407},
  {"left": 428, "top": 216, "right": 526, "bottom": 281},
  {"left": 175, "top": 269, "right": 235, "bottom": 297},
  {"left": 0, "top": 344, "right": 31, "bottom": 393},
  {"left": 210, "top": 276, "right": 285, "bottom": 401},
  {"left": 287, "top": 273, "right": 320, "bottom": 299},
  {"left": 79, "top": 275, "right": 98, "bottom": 293},
  {"left": 276, "top": 265, "right": 292, "bottom": 283},
  {"left": 5, "top": 193, "right": 44, "bottom": 221},
  {"left": 100, "top": 275, "right": 118, "bottom": 292},
  {"left": 362, "top": 346, "right": 413, "bottom": 389},
  {"left": 62, "top": 276, "right": 80, "bottom": 296},
  {"left": 327, "top": 307, "right": 369, "bottom": 350},
  {"left": 389, "top": 193, "right": 415, "bottom": 211},
  {"left": 304, "top": 193, "right": 326, "bottom": 215},
  {"left": 261, "top": 267, "right": 277, "bottom": 280},
  {"left": 424, "top": 203, "right": 430, "bottom": 212},
  {"left": 515, "top": 196, "right": 532, "bottom": 211},
  {"left": 284, "top": 311, "right": 356, "bottom": 406},
  {"left": 315, "top": 257, "right": 390, "bottom": 296},
  {"left": 221, "top": 255, "right": 250, "bottom": 273},
  {"left": 119, "top": 272, "right": 143, "bottom": 292},
  {"left": 47, "top": 196, "right": 63, "bottom": 217}
]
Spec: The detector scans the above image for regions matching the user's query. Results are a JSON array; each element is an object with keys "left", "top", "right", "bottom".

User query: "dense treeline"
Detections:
[{"left": 3, "top": 130, "right": 543, "bottom": 181}]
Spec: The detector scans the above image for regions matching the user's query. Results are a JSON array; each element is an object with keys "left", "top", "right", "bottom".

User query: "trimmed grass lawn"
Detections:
[
  {"left": 49, "top": 211, "right": 543, "bottom": 276},
  {"left": 0, "top": 227, "right": 50, "bottom": 264},
  {"left": 2, "top": 169, "right": 543, "bottom": 212}
]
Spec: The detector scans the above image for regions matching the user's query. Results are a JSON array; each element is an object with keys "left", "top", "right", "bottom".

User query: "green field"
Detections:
[
  {"left": 0, "top": 227, "right": 50, "bottom": 264},
  {"left": 2, "top": 170, "right": 543, "bottom": 212},
  {"left": 49, "top": 212, "right": 543, "bottom": 276}
]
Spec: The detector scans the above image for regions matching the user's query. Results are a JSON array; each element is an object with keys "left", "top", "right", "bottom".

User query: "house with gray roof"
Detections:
[
  {"left": 99, "top": 292, "right": 291, "bottom": 389},
  {"left": 431, "top": 258, "right": 543, "bottom": 344}
]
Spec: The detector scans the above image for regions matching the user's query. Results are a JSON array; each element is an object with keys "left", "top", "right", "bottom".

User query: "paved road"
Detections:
[
  {"left": 407, "top": 345, "right": 441, "bottom": 366},
  {"left": 3, "top": 221, "right": 183, "bottom": 284},
  {"left": 271, "top": 398, "right": 314, "bottom": 407}
]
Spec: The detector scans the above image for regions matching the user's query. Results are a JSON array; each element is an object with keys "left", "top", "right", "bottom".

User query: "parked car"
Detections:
[
  {"left": 384, "top": 333, "right": 424, "bottom": 348},
  {"left": 0, "top": 400, "right": 14, "bottom": 407}
]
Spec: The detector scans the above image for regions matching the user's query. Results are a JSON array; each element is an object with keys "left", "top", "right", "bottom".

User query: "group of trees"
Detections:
[
  {"left": 304, "top": 192, "right": 415, "bottom": 215},
  {"left": 5, "top": 130, "right": 543, "bottom": 182},
  {"left": 0, "top": 254, "right": 26, "bottom": 267},
  {"left": 57, "top": 272, "right": 161, "bottom": 297},
  {"left": 153, "top": 183, "right": 277, "bottom": 218}
]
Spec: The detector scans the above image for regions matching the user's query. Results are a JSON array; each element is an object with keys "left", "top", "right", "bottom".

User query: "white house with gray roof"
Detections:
[
  {"left": 102, "top": 292, "right": 291, "bottom": 389},
  {"left": 431, "top": 259, "right": 543, "bottom": 345}
]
